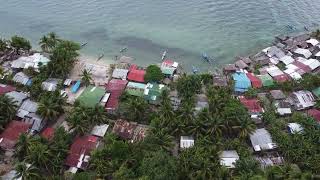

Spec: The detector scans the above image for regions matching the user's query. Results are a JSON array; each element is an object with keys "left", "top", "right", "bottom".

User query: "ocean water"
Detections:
[{"left": 0, "top": 0, "right": 320, "bottom": 72}]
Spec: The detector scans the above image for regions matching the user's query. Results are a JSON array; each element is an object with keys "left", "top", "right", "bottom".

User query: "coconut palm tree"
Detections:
[
  {"left": 26, "top": 142, "right": 52, "bottom": 171},
  {"left": 39, "top": 35, "right": 50, "bottom": 52},
  {"left": 233, "top": 117, "right": 256, "bottom": 140},
  {"left": 312, "top": 29, "right": 320, "bottom": 40},
  {"left": 67, "top": 105, "right": 91, "bottom": 135},
  {"left": 14, "top": 134, "right": 32, "bottom": 161},
  {"left": 14, "top": 162, "right": 41, "bottom": 180},
  {"left": 0, "top": 95, "right": 18, "bottom": 129},
  {"left": 142, "top": 128, "right": 174, "bottom": 152},
  {"left": 90, "top": 105, "right": 108, "bottom": 124},
  {"left": 37, "top": 92, "right": 65, "bottom": 122},
  {"left": 81, "top": 69, "right": 92, "bottom": 87},
  {"left": 122, "top": 96, "right": 149, "bottom": 123}
]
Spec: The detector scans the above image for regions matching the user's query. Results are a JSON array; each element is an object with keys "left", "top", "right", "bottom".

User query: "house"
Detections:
[
  {"left": 255, "top": 152, "right": 284, "bottom": 169},
  {"left": 219, "top": 150, "right": 239, "bottom": 168},
  {"left": 112, "top": 119, "right": 137, "bottom": 140},
  {"left": 11, "top": 53, "right": 50, "bottom": 71},
  {"left": 0, "top": 84, "right": 15, "bottom": 95},
  {"left": 0, "top": 120, "right": 31, "bottom": 151},
  {"left": 161, "top": 59, "right": 178, "bottom": 77},
  {"left": 16, "top": 99, "right": 45, "bottom": 133},
  {"left": 42, "top": 78, "right": 60, "bottom": 92},
  {"left": 77, "top": 86, "right": 106, "bottom": 108},
  {"left": 41, "top": 127, "right": 55, "bottom": 140},
  {"left": 112, "top": 68, "right": 129, "bottom": 80},
  {"left": 293, "top": 48, "right": 312, "bottom": 58},
  {"left": 223, "top": 64, "right": 237, "bottom": 74},
  {"left": 126, "top": 82, "right": 146, "bottom": 97},
  {"left": 312, "top": 87, "right": 320, "bottom": 98},
  {"left": 270, "top": 90, "right": 286, "bottom": 100},
  {"left": 127, "top": 64, "right": 146, "bottom": 83},
  {"left": 65, "top": 135, "right": 99, "bottom": 173},
  {"left": 64, "top": 79, "right": 73, "bottom": 87},
  {"left": 112, "top": 119, "right": 148, "bottom": 142},
  {"left": 213, "top": 75, "right": 228, "bottom": 87},
  {"left": 287, "top": 123, "right": 303, "bottom": 134},
  {"left": 71, "top": 80, "right": 81, "bottom": 94},
  {"left": 5, "top": 91, "right": 28, "bottom": 106},
  {"left": 250, "top": 128, "right": 276, "bottom": 152},
  {"left": 301, "top": 59, "right": 320, "bottom": 71},
  {"left": 266, "top": 66, "right": 289, "bottom": 83},
  {"left": 264, "top": 46, "right": 286, "bottom": 59},
  {"left": 257, "top": 74, "right": 274, "bottom": 87},
  {"left": 239, "top": 97, "right": 263, "bottom": 114},
  {"left": 288, "top": 91, "right": 315, "bottom": 110},
  {"left": 100, "top": 93, "right": 110, "bottom": 107},
  {"left": 274, "top": 100, "right": 292, "bottom": 116},
  {"left": 12, "top": 72, "right": 31, "bottom": 86},
  {"left": 144, "top": 83, "right": 166, "bottom": 104},
  {"left": 91, "top": 124, "right": 109, "bottom": 138},
  {"left": 306, "top": 38, "right": 319, "bottom": 46},
  {"left": 252, "top": 53, "right": 271, "bottom": 66},
  {"left": 180, "top": 136, "right": 194, "bottom": 149},
  {"left": 235, "top": 60, "right": 248, "bottom": 69},
  {"left": 246, "top": 73, "right": 262, "bottom": 88},
  {"left": 105, "top": 79, "right": 128, "bottom": 112},
  {"left": 232, "top": 72, "right": 251, "bottom": 92},
  {"left": 307, "top": 109, "right": 320, "bottom": 123},
  {"left": 279, "top": 55, "right": 294, "bottom": 65}
]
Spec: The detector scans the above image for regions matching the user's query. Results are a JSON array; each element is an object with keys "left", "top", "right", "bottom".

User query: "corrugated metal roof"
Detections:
[
  {"left": 5, "top": 91, "right": 28, "bottom": 106},
  {"left": 13, "top": 72, "right": 31, "bottom": 85},
  {"left": 232, "top": 72, "right": 251, "bottom": 92},
  {"left": 112, "top": 68, "right": 129, "bottom": 79},
  {"left": 91, "top": 124, "right": 109, "bottom": 137},
  {"left": 250, "top": 128, "right": 276, "bottom": 151},
  {"left": 0, "top": 120, "right": 30, "bottom": 150}
]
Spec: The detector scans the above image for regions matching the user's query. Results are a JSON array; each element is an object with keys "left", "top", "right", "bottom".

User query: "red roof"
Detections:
[
  {"left": 105, "top": 79, "right": 128, "bottom": 110},
  {"left": 65, "top": 135, "right": 98, "bottom": 170},
  {"left": 246, "top": 73, "right": 262, "bottom": 88},
  {"left": 0, "top": 84, "right": 16, "bottom": 95},
  {"left": 41, "top": 127, "right": 54, "bottom": 140},
  {"left": 307, "top": 109, "right": 320, "bottom": 122},
  {"left": 239, "top": 97, "right": 263, "bottom": 113},
  {"left": 127, "top": 65, "right": 146, "bottom": 83},
  {"left": 292, "top": 61, "right": 311, "bottom": 74},
  {"left": 162, "top": 59, "right": 174, "bottom": 66},
  {"left": 273, "top": 74, "right": 290, "bottom": 83},
  {"left": 0, "top": 121, "right": 30, "bottom": 150}
]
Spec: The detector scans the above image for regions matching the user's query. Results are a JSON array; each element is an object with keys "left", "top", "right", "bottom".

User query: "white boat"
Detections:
[{"left": 161, "top": 51, "right": 167, "bottom": 60}]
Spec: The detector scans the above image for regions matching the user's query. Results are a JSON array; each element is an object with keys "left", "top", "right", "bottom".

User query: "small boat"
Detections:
[
  {"left": 120, "top": 47, "right": 128, "bottom": 53},
  {"left": 81, "top": 42, "right": 88, "bottom": 47},
  {"left": 192, "top": 66, "right": 198, "bottom": 74},
  {"left": 286, "top": 25, "right": 295, "bottom": 30},
  {"left": 202, "top": 53, "right": 211, "bottom": 63},
  {"left": 304, "top": 26, "right": 309, "bottom": 31},
  {"left": 161, "top": 51, "right": 167, "bottom": 61},
  {"left": 97, "top": 54, "right": 104, "bottom": 61}
]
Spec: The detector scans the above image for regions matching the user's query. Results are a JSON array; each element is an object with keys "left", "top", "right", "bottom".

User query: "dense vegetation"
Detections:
[{"left": 1, "top": 32, "right": 320, "bottom": 179}]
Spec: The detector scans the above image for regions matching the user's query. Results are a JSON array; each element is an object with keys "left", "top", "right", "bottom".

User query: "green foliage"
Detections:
[
  {"left": 37, "top": 91, "right": 65, "bottom": 121},
  {"left": 46, "top": 40, "right": 80, "bottom": 78},
  {"left": 244, "top": 88, "right": 258, "bottom": 99},
  {"left": 200, "top": 73, "right": 213, "bottom": 86},
  {"left": 10, "top": 35, "right": 31, "bottom": 51},
  {"left": 311, "top": 29, "right": 320, "bottom": 40},
  {"left": 81, "top": 69, "right": 92, "bottom": 87},
  {"left": 119, "top": 96, "right": 150, "bottom": 123},
  {"left": 0, "top": 38, "right": 7, "bottom": 52},
  {"left": 144, "top": 65, "right": 163, "bottom": 82},
  {"left": 176, "top": 74, "right": 201, "bottom": 99},
  {"left": 14, "top": 162, "right": 41, "bottom": 180},
  {"left": 234, "top": 156, "right": 261, "bottom": 178},
  {"left": 0, "top": 95, "right": 18, "bottom": 130},
  {"left": 67, "top": 104, "right": 108, "bottom": 135},
  {"left": 139, "top": 150, "right": 178, "bottom": 180},
  {"left": 39, "top": 32, "right": 60, "bottom": 52}
]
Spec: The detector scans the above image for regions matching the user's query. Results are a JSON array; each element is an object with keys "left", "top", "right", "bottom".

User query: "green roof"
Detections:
[
  {"left": 258, "top": 74, "right": 274, "bottom": 87},
  {"left": 161, "top": 68, "right": 175, "bottom": 75},
  {"left": 126, "top": 82, "right": 146, "bottom": 97},
  {"left": 77, "top": 86, "right": 106, "bottom": 108},
  {"left": 144, "top": 83, "right": 166, "bottom": 103},
  {"left": 312, "top": 87, "right": 320, "bottom": 98}
]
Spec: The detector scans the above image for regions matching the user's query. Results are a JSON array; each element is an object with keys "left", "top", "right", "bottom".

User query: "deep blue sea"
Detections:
[{"left": 1, "top": 0, "right": 320, "bottom": 71}]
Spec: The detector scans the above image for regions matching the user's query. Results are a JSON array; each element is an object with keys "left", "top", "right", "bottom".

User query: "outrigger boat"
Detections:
[
  {"left": 120, "top": 47, "right": 128, "bottom": 53},
  {"left": 97, "top": 54, "right": 104, "bottom": 61},
  {"left": 286, "top": 25, "right": 296, "bottom": 30},
  {"left": 192, "top": 66, "right": 198, "bottom": 74},
  {"left": 304, "top": 26, "right": 309, "bottom": 31},
  {"left": 81, "top": 42, "right": 88, "bottom": 47},
  {"left": 202, "top": 53, "right": 212, "bottom": 63},
  {"left": 161, "top": 51, "right": 167, "bottom": 61}
]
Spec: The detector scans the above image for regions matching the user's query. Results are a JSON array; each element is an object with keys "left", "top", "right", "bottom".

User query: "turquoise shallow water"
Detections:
[{"left": 0, "top": 0, "right": 320, "bottom": 72}]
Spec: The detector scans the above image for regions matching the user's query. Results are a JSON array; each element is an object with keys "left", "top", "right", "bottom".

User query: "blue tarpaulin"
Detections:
[
  {"left": 232, "top": 72, "right": 251, "bottom": 92},
  {"left": 71, "top": 80, "right": 81, "bottom": 93}
]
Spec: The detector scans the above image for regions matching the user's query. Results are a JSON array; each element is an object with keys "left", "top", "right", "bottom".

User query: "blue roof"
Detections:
[
  {"left": 232, "top": 72, "right": 251, "bottom": 92},
  {"left": 71, "top": 80, "right": 81, "bottom": 93}
]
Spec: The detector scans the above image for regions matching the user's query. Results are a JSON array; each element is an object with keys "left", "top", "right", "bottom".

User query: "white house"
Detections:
[{"left": 180, "top": 136, "right": 194, "bottom": 149}]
